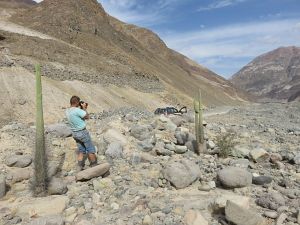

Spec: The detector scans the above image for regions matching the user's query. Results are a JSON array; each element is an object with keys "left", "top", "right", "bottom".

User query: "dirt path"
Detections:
[
  {"left": 204, "top": 106, "right": 233, "bottom": 117},
  {"left": 0, "top": 20, "right": 53, "bottom": 40}
]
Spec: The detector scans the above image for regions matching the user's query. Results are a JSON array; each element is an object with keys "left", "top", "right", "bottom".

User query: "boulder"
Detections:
[
  {"left": 212, "top": 194, "right": 250, "bottom": 210},
  {"left": 170, "top": 116, "right": 186, "bottom": 127},
  {"left": 276, "top": 213, "right": 287, "bottom": 225},
  {"left": 16, "top": 196, "right": 69, "bottom": 218},
  {"left": 174, "top": 145, "right": 188, "bottom": 154},
  {"left": 130, "top": 153, "right": 155, "bottom": 165},
  {"left": 264, "top": 211, "right": 278, "bottom": 219},
  {"left": 130, "top": 124, "right": 152, "bottom": 141},
  {"left": 28, "top": 215, "right": 64, "bottom": 225},
  {"left": 217, "top": 167, "right": 252, "bottom": 188},
  {"left": 0, "top": 175, "right": 5, "bottom": 198},
  {"left": 207, "top": 140, "right": 215, "bottom": 149},
  {"left": 5, "top": 155, "right": 32, "bottom": 168},
  {"left": 45, "top": 123, "right": 72, "bottom": 138},
  {"left": 156, "top": 148, "right": 174, "bottom": 156},
  {"left": 175, "top": 131, "right": 188, "bottom": 145},
  {"left": 165, "top": 120, "right": 177, "bottom": 132},
  {"left": 184, "top": 210, "right": 208, "bottom": 225},
  {"left": 7, "top": 167, "right": 32, "bottom": 184},
  {"left": 225, "top": 201, "right": 267, "bottom": 225},
  {"left": 230, "top": 159, "right": 250, "bottom": 168},
  {"left": 105, "top": 142, "right": 123, "bottom": 159},
  {"left": 76, "top": 163, "right": 110, "bottom": 181},
  {"left": 162, "top": 159, "right": 200, "bottom": 189},
  {"left": 185, "top": 141, "right": 197, "bottom": 153},
  {"left": 252, "top": 175, "right": 272, "bottom": 185},
  {"left": 103, "top": 129, "right": 127, "bottom": 145},
  {"left": 232, "top": 146, "right": 250, "bottom": 158},
  {"left": 48, "top": 178, "right": 68, "bottom": 195},
  {"left": 250, "top": 148, "right": 269, "bottom": 163},
  {"left": 142, "top": 215, "right": 153, "bottom": 225},
  {"left": 165, "top": 143, "right": 176, "bottom": 151},
  {"left": 270, "top": 153, "right": 282, "bottom": 163},
  {"left": 256, "top": 192, "right": 285, "bottom": 210},
  {"left": 137, "top": 138, "right": 155, "bottom": 152}
]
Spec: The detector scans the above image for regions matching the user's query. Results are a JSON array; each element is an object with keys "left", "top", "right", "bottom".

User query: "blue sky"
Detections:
[{"left": 34, "top": 0, "right": 300, "bottom": 78}]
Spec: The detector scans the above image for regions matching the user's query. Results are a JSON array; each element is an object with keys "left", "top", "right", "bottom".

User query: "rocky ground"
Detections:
[{"left": 0, "top": 102, "right": 299, "bottom": 225}]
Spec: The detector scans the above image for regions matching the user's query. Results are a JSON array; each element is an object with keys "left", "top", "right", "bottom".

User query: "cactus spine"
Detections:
[
  {"left": 194, "top": 89, "right": 206, "bottom": 154},
  {"left": 33, "top": 64, "right": 48, "bottom": 196}
]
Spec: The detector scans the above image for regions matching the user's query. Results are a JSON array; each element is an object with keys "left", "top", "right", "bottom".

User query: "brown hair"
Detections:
[{"left": 70, "top": 95, "right": 80, "bottom": 106}]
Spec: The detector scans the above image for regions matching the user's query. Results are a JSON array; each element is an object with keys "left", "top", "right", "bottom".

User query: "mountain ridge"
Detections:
[{"left": 231, "top": 46, "right": 300, "bottom": 102}]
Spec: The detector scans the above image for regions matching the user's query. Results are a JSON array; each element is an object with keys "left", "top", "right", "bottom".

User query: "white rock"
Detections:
[
  {"left": 103, "top": 129, "right": 127, "bottom": 145},
  {"left": 143, "top": 215, "right": 153, "bottom": 225},
  {"left": 225, "top": 201, "right": 267, "bottom": 225},
  {"left": 111, "top": 202, "right": 119, "bottom": 210},
  {"left": 184, "top": 210, "right": 208, "bottom": 225},
  {"left": 250, "top": 148, "right": 269, "bottom": 162},
  {"left": 16, "top": 196, "right": 69, "bottom": 218},
  {"left": 213, "top": 194, "right": 250, "bottom": 210}
]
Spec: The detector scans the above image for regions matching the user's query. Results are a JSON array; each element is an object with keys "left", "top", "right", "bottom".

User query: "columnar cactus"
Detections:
[
  {"left": 193, "top": 89, "right": 206, "bottom": 154},
  {"left": 33, "top": 64, "right": 48, "bottom": 196}
]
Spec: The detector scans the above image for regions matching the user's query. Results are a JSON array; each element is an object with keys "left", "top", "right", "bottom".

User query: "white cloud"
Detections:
[
  {"left": 198, "top": 0, "right": 247, "bottom": 11},
  {"left": 101, "top": 0, "right": 190, "bottom": 26},
  {"left": 161, "top": 19, "right": 300, "bottom": 75}
]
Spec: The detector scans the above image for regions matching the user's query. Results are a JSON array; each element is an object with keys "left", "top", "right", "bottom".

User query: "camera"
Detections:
[{"left": 79, "top": 100, "right": 88, "bottom": 109}]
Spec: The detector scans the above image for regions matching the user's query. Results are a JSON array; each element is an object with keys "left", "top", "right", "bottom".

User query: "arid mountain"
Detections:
[
  {"left": 231, "top": 46, "right": 300, "bottom": 102},
  {"left": 0, "top": 0, "right": 246, "bottom": 125}
]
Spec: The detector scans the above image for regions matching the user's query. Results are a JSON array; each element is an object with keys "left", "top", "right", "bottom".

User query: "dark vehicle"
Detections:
[{"left": 154, "top": 106, "right": 187, "bottom": 115}]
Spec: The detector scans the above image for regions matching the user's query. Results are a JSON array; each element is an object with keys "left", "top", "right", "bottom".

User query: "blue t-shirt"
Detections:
[{"left": 66, "top": 107, "right": 87, "bottom": 131}]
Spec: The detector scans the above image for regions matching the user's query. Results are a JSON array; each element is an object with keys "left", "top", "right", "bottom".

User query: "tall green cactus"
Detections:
[
  {"left": 33, "top": 64, "right": 48, "bottom": 196},
  {"left": 194, "top": 89, "right": 206, "bottom": 154}
]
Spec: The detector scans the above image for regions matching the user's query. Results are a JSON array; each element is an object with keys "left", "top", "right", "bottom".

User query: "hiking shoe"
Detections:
[
  {"left": 76, "top": 160, "right": 85, "bottom": 172},
  {"left": 89, "top": 159, "right": 98, "bottom": 167}
]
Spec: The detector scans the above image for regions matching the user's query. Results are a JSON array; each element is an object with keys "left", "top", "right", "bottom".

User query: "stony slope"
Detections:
[
  {"left": 231, "top": 46, "right": 300, "bottom": 102},
  {"left": 10, "top": 0, "right": 245, "bottom": 103},
  {"left": 0, "top": 0, "right": 247, "bottom": 126}
]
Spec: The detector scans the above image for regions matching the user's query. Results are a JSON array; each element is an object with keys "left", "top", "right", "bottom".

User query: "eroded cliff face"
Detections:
[{"left": 231, "top": 46, "right": 300, "bottom": 101}]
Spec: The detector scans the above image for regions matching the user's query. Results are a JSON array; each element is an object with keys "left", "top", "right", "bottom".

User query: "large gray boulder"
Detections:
[
  {"left": 45, "top": 123, "right": 72, "bottom": 138},
  {"left": 175, "top": 131, "right": 188, "bottom": 145},
  {"left": 256, "top": 192, "right": 286, "bottom": 210},
  {"left": 5, "top": 155, "right": 32, "bottom": 168},
  {"left": 48, "top": 178, "right": 68, "bottom": 195},
  {"left": 163, "top": 159, "right": 200, "bottom": 189},
  {"left": 217, "top": 167, "right": 252, "bottom": 188},
  {"left": 0, "top": 175, "right": 6, "bottom": 198},
  {"left": 76, "top": 163, "right": 110, "bottom": 181},
  {"left": 130, "top": 124, "right": 152, "bottom": 141},
  {"left": 105, "top": 142, "right": 123, "bottom": 159},
  {"left": 137, "top": 138, "right": 155, "bottom": 152},
  {"left": 225, "top": 201, "right": 267, "bottom": 225}
]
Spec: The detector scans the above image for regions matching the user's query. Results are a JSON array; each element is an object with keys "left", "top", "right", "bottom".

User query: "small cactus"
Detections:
[
  {"left": 193, "top": 89, "right": 206, "bottom": 154},
  {"left": 33, "top": 64, "right": 48, "bottom": 196}
]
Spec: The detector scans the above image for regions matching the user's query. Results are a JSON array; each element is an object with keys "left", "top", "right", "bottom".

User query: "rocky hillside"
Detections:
[
  {"left": 9, "top": 0, "right": 245, "bottom": 104},
  {"left": 231, "top": 46, "right": 300, "bottom": 102}
]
